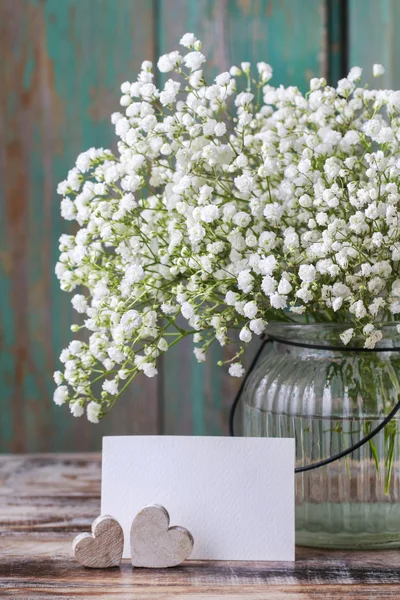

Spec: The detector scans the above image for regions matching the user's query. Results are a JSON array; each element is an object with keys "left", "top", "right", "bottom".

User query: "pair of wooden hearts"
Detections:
[{"left": 73, "top": 504, "right": 194, "bottom": 569}]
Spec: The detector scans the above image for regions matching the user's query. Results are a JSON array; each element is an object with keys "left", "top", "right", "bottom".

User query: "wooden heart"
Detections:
[
  {"left": 130, "top": 504, "right": 194, "bottom": 568},
  {"left": 73, "top": 514, "right": 124, "bottom": 568}
]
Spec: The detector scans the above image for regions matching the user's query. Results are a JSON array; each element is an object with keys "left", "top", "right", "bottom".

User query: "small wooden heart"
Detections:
[
  {"left": 73, "top": 514, "right": 124, "bottom": 568},
  {"left": 130, "top": 504, "right": 194, "bottom": 568}
]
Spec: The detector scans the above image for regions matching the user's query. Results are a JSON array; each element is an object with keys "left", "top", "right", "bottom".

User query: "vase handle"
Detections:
[{"left": 229, "top": 334, "right": 400, "bottom": 474}]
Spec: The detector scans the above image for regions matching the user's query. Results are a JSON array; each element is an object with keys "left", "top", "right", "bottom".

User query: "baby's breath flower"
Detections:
[
  {"left": 239, "top": 326, "right": 252, "bottom": 343},
  {"left": 179, "top": 32, "right": 196, "bottom": 48},
  {"left": 194, "top": 347, "right": 206, "bottom": 362},
  {"left": 373, "top": 63, "right": 385, "bottom": 77},
  {"left": 54, "top": 34, "right": 399, "bottom": 423},
  {"left": 229, "top": 363, "right": 245, "bottom": 377},
  {"left": 87, "top": 401, "right": 101, "bottom": 424},
  {"left": 53, "top": 386, "right": 69, "bottom": 406},
  {"left": 183, "top": 51, "right": 206, "bottom": 71},
  {"left": 70, "top": 401, "right": 85, "bottom": 417},
  {"left": 340, "top": 329, "right": 354, "bottom": 345},
  {"left": 102, "top": 379, "right": 119, "bottom": 396}
]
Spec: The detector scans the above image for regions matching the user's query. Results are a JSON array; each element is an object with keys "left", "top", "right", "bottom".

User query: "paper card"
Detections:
[{"left": 101, "top": 435, "right": 295, "bottom": 561}]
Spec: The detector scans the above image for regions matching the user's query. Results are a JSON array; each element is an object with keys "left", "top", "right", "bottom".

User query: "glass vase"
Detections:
[{"left": 243, "top": 322, "right": 400, "bottom": 549}]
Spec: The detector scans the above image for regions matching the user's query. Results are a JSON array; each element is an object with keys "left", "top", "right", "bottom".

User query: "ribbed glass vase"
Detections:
[{"left": 243, "top": 322, "right": 400, "bottom": 549}]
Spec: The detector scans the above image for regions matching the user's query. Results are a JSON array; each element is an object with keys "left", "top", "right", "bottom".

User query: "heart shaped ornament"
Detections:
[
  {"left": 130, "top": 504, "right": 194, "bottom": 568},
  {"left": 73, "top": 515, "right": 124, "bottom": 568}
]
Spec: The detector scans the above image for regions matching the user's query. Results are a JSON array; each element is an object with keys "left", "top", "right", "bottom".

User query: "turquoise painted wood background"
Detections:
[{"left": 0, "top": 0, "right": 395, "bottom": 451}]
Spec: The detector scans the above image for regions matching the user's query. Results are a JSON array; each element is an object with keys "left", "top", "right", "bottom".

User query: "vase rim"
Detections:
[{"left": 266, "top": 321, "right": 400, "bottom": 348}]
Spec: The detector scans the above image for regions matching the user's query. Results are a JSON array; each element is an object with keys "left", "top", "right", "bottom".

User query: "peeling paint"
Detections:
[
  {"left": 1, "top": 0, "right": 333, "bottom": 451},
  {"left": 0, "top": 0, "right": 159, "bottom": 452},
  {"left": 319, "top": 0, "right": 329, "bottom": 81},
  {"left": 87, "top": 87, "right": 117, "bottom": 122},
  {"left": 0, "top": 0, "right": 67, "bottom": 451}
]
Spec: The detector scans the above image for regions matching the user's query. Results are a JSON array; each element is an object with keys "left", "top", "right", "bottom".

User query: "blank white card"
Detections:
[{"left": 101, "top": 435, "right": 295, "bottom": 561}]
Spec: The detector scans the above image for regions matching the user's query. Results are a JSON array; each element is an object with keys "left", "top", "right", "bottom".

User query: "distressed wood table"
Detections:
[{"left": 1, "top": 454, "right": 400, "bottom": 599}]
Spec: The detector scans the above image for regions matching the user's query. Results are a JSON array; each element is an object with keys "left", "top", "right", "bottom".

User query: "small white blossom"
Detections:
[
  {"left": 70, "top": 401, "right": 85, "bottom": 417},
  {"left": 237, "top": 270, "right": 254, "bottom": 293},
  {"left": 229, "top": 363, "right": 245, "bottom": 377},
  {"left": 350, "top": 299, "right": 367, "bottom": 319},
  {"left": 200, "top": 204, "right": 219, "bottom": 223},
  {"left": 54, "top": 37, "right": 399, "bottom": 421},
  {"left": 262, "top": 275, "right": 276, "bottom": 295},
  {"left": 348, "top": 66, "right": 362, "bottom": 82},
  {"left": 103, "top": 379, "right": 119, "bottom": 395},
  {"left": 216, "top": 72, "right": 231, "bottom": 86},
  {"left": 53, "top": 386, "right": 69, "bottom": 406},
  {"left": 214, "top": 122, "right": 227, "bottom": 137},
  {"left": 299, "top": 265, "right": 316, "bottom": 283},
  {"left": 158, "top": 51, "right": 181, "bottom": 73},
  {"left": 184, "top": 51, "right": 206, "bottom": 71},
  {"left": 194, "top": 347, "right": 206, "bottom": 362},
  {"left": 340, "top": 328, "right": 354, "bottom": 345},
  {"left": 249, "top": 318, "right": 266, "bottom": 335},
  {"left": 239, "top": 326, "right": 252, "bottom": 342},
  {"left": 278, "top": 278, "right": 292, "bottom": 295},
  {"left": 234, "top": 174, "right": 254, "bottom": 194},
  {"left": 181, "top": 302, "right": 195, "bottom": 319},
  {"left": 243, "top": 301, "right": 258, "bottom": 319},
  {"left": 270, "top": 293, "right": 287, "bottom": 309},
  {"left": 143, "top": 363, "right": 158, "bottom": 377},
  {"left": 257, "top": 62, "right": 272, "bottom": 81},
  {"left": 179, "top": 33, "right": 196, "bottom": 48},
  {"left": 259, "top": 256, "right": 277, "bottom": 276},
  {"left": 71, "top": 294, "right": 88, "bottom": 314},
  {"left": 364, "top": 328, "right": 383, "bottom": 349},
  {"left": 230, "top": 65, "right": 241, "bottom": 76},
  {"left": 87, "top": 401, "right": 101, "bottom": 424},
  {"left": 233, "top": 211, "right": 251, "bottom": 227},
  {"left": 158, "top": 338, "right": 168, "bottom": 352},
  {"left": 373, "top": 64, "right": 385, "bottom": 77},
  {"left": 53, "top": 371, "right": 63, "bottom": 385}
]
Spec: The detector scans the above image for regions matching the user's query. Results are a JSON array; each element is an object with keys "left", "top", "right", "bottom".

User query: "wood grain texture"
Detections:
[
  {"left": 349, "top": 0, "right": 400, "bottom": 88},
  {"left": 159, "top": 0, "right": 328, "bottom": 437},
  {"left": 130, "top": 504, "right": 194, "bottom": 568},
  {"left": 327, "top": 0, "right": 347, "bottom": 84},
  {"left": 73, "top": 514, "right": 124, "bottom": 568},
  {"left": 1, "top": 454, "right": 400, "bottom": 598},
  {"left": 0, "top": 0, "right": 329, "bottom": 449},
  {"left": 0, "top": 0, "right": 158, "bottom": 452},
  {"left": 1, "top": 1, "right": 385, "bottom": 450}
]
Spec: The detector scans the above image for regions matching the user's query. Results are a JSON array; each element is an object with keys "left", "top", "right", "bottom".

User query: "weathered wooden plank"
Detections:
[
  {"left": 159, "top": 0, "right": 327, "bottom": 436},
  {"left": 0, "top": 0, "right": 158, "bottom": 452},
  {"left": 162, "top": 318, "right": 225, "bottom": 435},
  {"left": 1, "top": 585, "right": 400, "bottom": 600},
  {"left": 2, "top": 555, "right": 400, "bottom": 599},
  {"left": 1, "top": 454, "right": 400, "bottom": 598},
  {"left": 327, "top": 0, "right": 348, "bottom": 84},
  {"left": 159, "top": 0, "right": 328, "bottom": 86},
  {"left": 73, "top": 514, "right": 124, "bottom": 568},
  {"left": 2, "top": 0, "right": 383, "bottom": 447},
  {"left": 130, "top": 504, "right": 194, "bottom": 568},
  {"left": 0, "top": 454, "right": 101, "bottom": 532},
  {"left": 349, "top": 0, "right": 400, "bottom": 88}
]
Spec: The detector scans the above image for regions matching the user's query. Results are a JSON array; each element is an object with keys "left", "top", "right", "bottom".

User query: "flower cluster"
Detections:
[{"left": 54, "top": 32, "right": 400, "bottom": 422}]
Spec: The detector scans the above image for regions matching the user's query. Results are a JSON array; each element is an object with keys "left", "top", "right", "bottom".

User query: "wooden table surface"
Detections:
[{"left": 1, "top": 454, "right": 400, "bottom": 599}]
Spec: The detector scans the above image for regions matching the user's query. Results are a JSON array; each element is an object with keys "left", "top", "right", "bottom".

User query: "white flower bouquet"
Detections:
[{"left": 54, "top": 32, "right": 400, "bottom": 425}]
